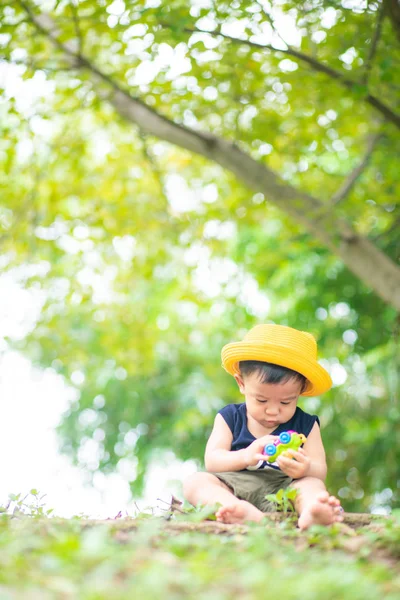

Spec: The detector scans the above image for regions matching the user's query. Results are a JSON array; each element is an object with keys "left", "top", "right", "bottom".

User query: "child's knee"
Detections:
[
  {"left": 183, "top": 472, "right": 218, "bottom": 502},
  {"left": 183, "top": 472, "right": 207, "bottom": 501}
]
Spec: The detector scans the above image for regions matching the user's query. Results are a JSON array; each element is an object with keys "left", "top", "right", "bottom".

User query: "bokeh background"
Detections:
[{"left": 1, "top": 0, "right": 399, "bottom": 517}]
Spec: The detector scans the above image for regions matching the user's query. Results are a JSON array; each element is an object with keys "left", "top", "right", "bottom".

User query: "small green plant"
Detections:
[
  {"left": 2, "top": 490, "right": 54, "bottom": 518},
  {"left": 265, "top": 487, "right": 298, "bottom": 512},
  {"left": 176, "top": 503, "right": 221, "bottom": 522}
]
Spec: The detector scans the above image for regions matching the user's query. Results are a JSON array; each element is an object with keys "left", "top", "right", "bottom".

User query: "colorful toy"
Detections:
[{"left": 263, "top": 430, "right": 306, "bottom": 463}]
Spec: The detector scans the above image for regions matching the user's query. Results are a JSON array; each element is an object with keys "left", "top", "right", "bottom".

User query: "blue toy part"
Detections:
[
  {"left": 278, "top": 432, "right": 291, "bottom": 444},
  {"left": 264, "top": 444, "right": 277, "bottom": 457}
]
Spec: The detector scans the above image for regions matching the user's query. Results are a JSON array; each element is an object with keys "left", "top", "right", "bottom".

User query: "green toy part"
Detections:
[{"left": 263, "top": 430, "right": 307, "bottom": 463}]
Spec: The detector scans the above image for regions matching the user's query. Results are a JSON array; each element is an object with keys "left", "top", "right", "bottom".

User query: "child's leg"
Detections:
[
  {"left": 183, "top": 472, "right": 265, "bottom": 524},
  {"left": 290, "top": 476, "right": 344, "bottom": 530}
]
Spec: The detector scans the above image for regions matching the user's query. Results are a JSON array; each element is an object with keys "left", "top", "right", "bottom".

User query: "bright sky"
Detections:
[
  {"left": 0, "top": 365, "right": 195, "bottom": 519},
  {"left": 0, "top": 281, "right": 198, "bottom": 518}
]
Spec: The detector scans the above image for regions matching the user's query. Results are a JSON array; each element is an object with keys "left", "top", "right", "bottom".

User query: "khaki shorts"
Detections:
[{"left": 212, "top": 468, "right": 292, "bottom": 512}]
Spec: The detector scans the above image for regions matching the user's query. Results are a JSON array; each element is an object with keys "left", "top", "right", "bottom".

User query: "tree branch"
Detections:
[
  {"left": 383, "top": 0, "right": 400, "bottom": 43},
  {"left": 138, "top": 132, "right": 170, "bottom": 208},
  {"left": 178, "top": 24, "right": 400, "bottom": 130},
  {"left": 69, "top": 0, "right": 84, "bottom": 57},
  {"left": 362, "top": 3, "right": 386, "bottom": 85},
  {"left": 330, "top": 132, "right": 382, "bottom": 207},
  {"left": 254, "top": 0, "right": 290, "bottom": 48},
  {"left": 2, "top": 55, "right": 78, "bottom": 73}
]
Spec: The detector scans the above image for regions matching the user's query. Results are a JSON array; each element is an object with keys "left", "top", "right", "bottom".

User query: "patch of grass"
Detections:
[
  {"left": 1, "top": 493, "right": 399, "bottom": 599},
  {"left": 365, "top": 510, "right": 400, "bottom": 558}
]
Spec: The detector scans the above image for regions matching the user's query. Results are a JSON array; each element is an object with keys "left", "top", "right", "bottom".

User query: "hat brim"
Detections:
[{"left": 221, "top": 342, "right": 332, "bottom": 396}]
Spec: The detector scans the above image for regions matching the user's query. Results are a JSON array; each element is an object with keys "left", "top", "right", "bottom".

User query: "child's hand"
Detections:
[
  {"left": 276, "top": 448, "right": 311, "bottom": 479},
  {"left": 245, "top": 435, "right": 279, "bottom": 467}
]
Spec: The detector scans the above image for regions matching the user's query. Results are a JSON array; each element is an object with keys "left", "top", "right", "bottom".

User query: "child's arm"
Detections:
[
  {"left": 276, "top": 422, "right": 327, "bottom": 480},
  {"left": 205, "top": 414, "right": 277, "bottom": 472}
]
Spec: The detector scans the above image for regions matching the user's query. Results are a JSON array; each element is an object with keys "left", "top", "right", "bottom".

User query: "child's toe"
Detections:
[
  {"left": 316, "top": 491, "right": 330, "bottom": 503},
  {"left": 328, "top": 495, "right": 340, "bottom": 506}
]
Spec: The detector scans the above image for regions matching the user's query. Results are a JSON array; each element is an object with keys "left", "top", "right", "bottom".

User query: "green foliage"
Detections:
[
  {"left": 265, "top": 487, "right": 298, "bottom": 512},
  {"left": 366, "top": 510, "right": 400, "bottom": 558},
  {"left": 0, "top": 509, "right": 400, "bottom": 599},
  {"left": 1, "top": 0, "right": 399, "bottom": 515}
]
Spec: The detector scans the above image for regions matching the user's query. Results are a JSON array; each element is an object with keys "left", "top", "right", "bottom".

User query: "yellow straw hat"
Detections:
[{"left": 221, "top": 324, "right": 332, "bottom": 396}]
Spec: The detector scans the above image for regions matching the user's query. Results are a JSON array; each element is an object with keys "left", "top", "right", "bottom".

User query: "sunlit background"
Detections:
[
  {"left": 1, "top": 0, "right": 398, "bottom": 519},
  {"left": 1, "top": 252, "right": 392, "bottom": 517},
  {"left": 0, "top": 278, "right": 198, "bottom": 517}
]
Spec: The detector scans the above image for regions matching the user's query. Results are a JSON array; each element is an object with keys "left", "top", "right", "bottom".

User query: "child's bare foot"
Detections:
[
  {"left": 216, "top": 500, "right": 265, "bottom": 524},
  {"left": 298, "top": 492, "right": 344, "bottom": 530}
]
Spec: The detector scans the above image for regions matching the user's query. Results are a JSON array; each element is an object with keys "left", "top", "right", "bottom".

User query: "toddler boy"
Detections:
[{"left": 184, "top": 324, "right": 344, "bottom": 529}]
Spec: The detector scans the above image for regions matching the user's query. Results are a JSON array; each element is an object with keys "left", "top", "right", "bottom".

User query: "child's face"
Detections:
[{"left": 235, "top": 372, "right": 302, "bottom": 428}]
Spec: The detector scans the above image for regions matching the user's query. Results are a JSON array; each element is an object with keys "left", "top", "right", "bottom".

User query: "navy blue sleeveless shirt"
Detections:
[{"left": 218, "top": 403, "right": 320, "bottom": 471}]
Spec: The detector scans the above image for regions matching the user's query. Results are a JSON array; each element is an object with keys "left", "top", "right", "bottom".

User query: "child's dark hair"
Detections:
[{"left": 239, "top": 360, "right": 308, "bottom": 393}]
